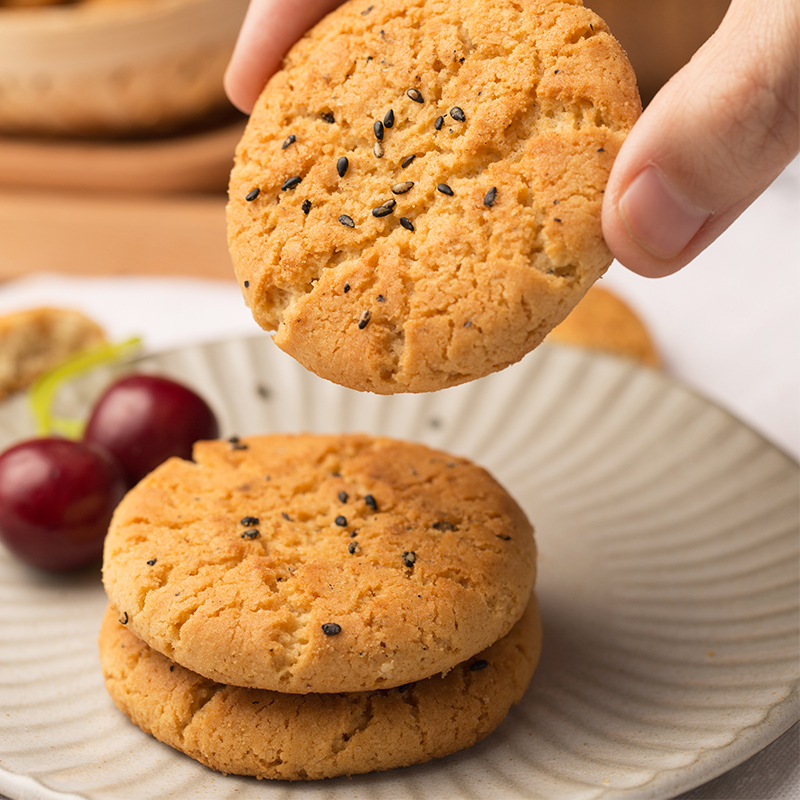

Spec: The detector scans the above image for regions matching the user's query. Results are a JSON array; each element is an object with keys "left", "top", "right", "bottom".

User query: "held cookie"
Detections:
[
  {"left": 227, "top": 0, "right": 641, "bottom": 394},
  {"left": 99, "top": 595, "right": 542, "bottom": 780},
  {"left": 102, "top": 433, "right": 536, "bottom": 693}
]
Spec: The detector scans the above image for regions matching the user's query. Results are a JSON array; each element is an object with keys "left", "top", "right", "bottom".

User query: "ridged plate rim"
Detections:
[{"left": 0, "top": 336, "right": 797, "bottom": 800}]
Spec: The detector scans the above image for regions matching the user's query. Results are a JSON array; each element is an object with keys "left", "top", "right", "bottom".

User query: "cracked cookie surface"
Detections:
[
  {"left": 99, "top": 594, "right": 541, "bottom": 780},
  {"left": 227, "top": 0, "right": 640, "bottom": 393},
  {"left": 102, "top": 433, "right": 536, "bottom": 693}
]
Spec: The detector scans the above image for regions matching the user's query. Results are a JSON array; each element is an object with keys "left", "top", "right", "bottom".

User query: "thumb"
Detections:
[{"left": 602, "top": 0, "right": 800, "bottom": 277}]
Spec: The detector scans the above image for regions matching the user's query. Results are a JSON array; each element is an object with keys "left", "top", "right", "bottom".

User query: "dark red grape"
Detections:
[
  {"left": 0, "top": 438, "right": 126, "bottom": 572},
  {"left": 82, "top": 374, "right": 219, "bottom": 487}
]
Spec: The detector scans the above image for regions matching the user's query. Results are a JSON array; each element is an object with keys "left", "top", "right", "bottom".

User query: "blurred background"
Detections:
[{"left": 0, "top": 0, "right": 731, "bottom": 281}]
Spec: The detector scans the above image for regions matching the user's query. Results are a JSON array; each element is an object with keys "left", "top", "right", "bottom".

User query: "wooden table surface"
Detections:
[{"left": 0, "top": 117, "right": 244, "bottom": 282}]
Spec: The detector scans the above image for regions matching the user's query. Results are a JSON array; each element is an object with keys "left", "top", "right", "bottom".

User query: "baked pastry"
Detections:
[
  {"left": 0, "top": 306, "right": 106, "bottom": 400},
  {"left": 227, "top": 0, "right": 641, "bottom": 393},
  {"left": 102, "top": 433, "right": 537, "bottom": 693},
  {"left": 547, "top": 285, "right": 660, "bottom": 367},
  {"left": 99, "top": 594, "right": 542, "bottom": 780}
]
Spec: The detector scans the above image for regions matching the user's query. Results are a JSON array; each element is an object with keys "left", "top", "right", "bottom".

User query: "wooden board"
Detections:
[
  {"left": 0, "top": 189, "right": 232, "bottom": 281},
  {"left": 0, "top": 116, "right": 245, "bottom": 195}
]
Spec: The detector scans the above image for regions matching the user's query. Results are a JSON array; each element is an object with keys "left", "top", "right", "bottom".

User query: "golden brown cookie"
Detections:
[
  {"left": 547, "top": 285, "right": 660, "bottom": 367},
  {"left": 99, "top": 594, "right": 542, "bottom": 780},
  {"left": 102, "top": 433, "right": 536, "bottom": 693},
  {"left": 0, "top": 306, "right": 106, "bottom": 400},
  {"left": 227, "top": 0, "right": 641, "bottom": 394}
]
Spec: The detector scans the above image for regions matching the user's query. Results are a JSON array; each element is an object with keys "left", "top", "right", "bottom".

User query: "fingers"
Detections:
[
  {"left": 602, "top": 0, "right": 800, "bottom": 277},
  {"left": 224, "top": 0, "right": 345, "bottom": 114}
]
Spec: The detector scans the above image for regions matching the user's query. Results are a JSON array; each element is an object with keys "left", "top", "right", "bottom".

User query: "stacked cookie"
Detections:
[{"left": 100, "top": 433, "right": 540, "bottom": 779}]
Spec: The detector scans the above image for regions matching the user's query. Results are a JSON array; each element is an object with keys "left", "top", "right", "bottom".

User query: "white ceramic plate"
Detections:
[{"left": 0, "top": 337, "right": 797, "bottom": 800}]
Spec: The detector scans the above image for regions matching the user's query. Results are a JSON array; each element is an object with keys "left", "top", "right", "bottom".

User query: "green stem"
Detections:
[{"left": 30, "top": 336, "right": 142, "bottom": 438}]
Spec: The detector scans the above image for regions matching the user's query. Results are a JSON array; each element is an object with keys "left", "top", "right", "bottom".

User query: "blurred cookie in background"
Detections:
[
  {"left": 0, "top": 307, "right": 106, "bottom": 400},
  {"left": 547, "top": 286, "right": 661, "bottom": 368}
]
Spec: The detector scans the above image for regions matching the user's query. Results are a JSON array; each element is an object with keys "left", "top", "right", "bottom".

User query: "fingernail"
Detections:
[{"left": 619, "top": 165, "right": 711, "bottom": 260}]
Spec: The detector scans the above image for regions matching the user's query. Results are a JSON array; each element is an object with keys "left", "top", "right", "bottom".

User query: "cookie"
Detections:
[
  {"left": 227, "top": 0, "right": 641, "bottom": 394},
  {"left": 547, "top": 286, "right": 660, "bottom": 367},
  {"left": 0, "top": 306, "right": 106, "bottom": 400},
  {"left": 102, "top": 433, "right": 536, "bottom": 693},
  {"left": 99, "top": 594, "right": 541, "bottom": 780}
]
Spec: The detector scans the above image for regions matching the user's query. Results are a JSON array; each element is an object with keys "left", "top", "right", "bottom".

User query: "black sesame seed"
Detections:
[
  {"left": 432, "top": 520, "right": 456, "bottom": 531},
  {"left": 228, "top": 436, "right": 248, "bottom": 450},
  {"left": 496, "top": 534, "right": 512, "bottom": 541},
  {"left": 434, "top": 115, "right": 444, "bottom": 130},
  {"left": 281, "top": 134, "right": 296, "bottom": 149},
  {"left": 374, "top": 120, "right": 384, "bottom": 140},
  {"left": 241, "top": 529, "right": 260, "bottom": 539},
  {"left": 337, "top": 156, "right": 349, "bottom": 177},
  {"left": 348, "top": 542, "right": 359, "bottom": 554},
  {"left": 322, "top": 622, "right": 342, "bottom": 636},
  {"left": 343, "top": 282, "right": 351, "bottom": 293},
  {"left": 381, "top": 198, "right": 396, "bottom": 210},
  {"left": 406, "top": 88, "right": 424, "bottom": 103},
  {"left": 338, "top": 491, "right": 349, "bottom": 503},
  {"left": 383, "top": 109, "right": 395, "bottom": 128},
  {"left": 391, "top": 181, "right": 414, "bottom": 195},
  {"left": 373, "top": 142, "right": 384, "bottom": 158},
  {"left": 399, "top": 217, "right": 415, "bottom": 231},
  {"left": 402, "top": 551, "right": 416, "bottom": 567},
  {"left": 437, "top": 183, "right": 454, "bottom": 196},
  {"left": 321, "top": 112, "right": 335, "bottom": 123},
  {"left": 335, "top": 515, "right": 348, "bottom": 527},
  {"left": 357, "top": 309, "right": 371, "bottom": 329},
  {"left": 282, "top": 512, "right": 292, "bottom": 521},
  {"left": 361, "top": 4, "right": 373, "bottom": 14},
  {"left": 450, "top": 106, "right": 466, "bottom": 122},
  {"left": 372, "top": 204, "right": 395, "bottom": 218},
  {"left": 554, "top": 217, "right": 562, "bottom": 223},
  {"left": 281, "top": 176, "right": 302, "bottom": 191},
  {"left": 484, "top": 186, "right": 497, "bottom": 207},
  {"left": 302, "top": 198, "right": 312, "bottom": 215},
  {"left": 365, "top": 494, "right": 378, "bottom": 511},
  {"left": 243, "top": 280, "right": 250, "bottom": 288},
  {"left": 241, "top": 516, "right": 260, "bottom": 526},
  {"left": 401, "top": 154, "right": 416, "bottom": 168},
  {"left": 598, "top": 147, "right": 605, "bottom": 153},
  {"left": 470, "top": 659, "right": 489, "bottom": 671},
  {"left": 119, "top": 612, "right": 129, "bottom": 625},
  {"left": 377, "top": 294, "right": 386, "bottom": 302},
  {"left": 146, "top": 558, "right": 157, "bottom": 566},
  {"left": 245, "top": 187, "right": 260, "bottom": 202},
  {"left": 339, "top": 214, "right": 355, "bottom": 228}
]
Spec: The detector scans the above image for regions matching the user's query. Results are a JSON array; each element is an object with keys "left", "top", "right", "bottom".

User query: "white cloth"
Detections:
[{"left": 0, "top": 159, "right": 797, "bottom": 799}]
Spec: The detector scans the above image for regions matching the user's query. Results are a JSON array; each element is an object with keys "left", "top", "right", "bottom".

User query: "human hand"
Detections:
[
  {"left": 224, "top": 0, "right": 344, "bottom": 115},
  {"left": 225, "top": 0, "right": 799, "bottom": 279},
  {"left": 602, "top": 0, "right": 799, "bottom": 277}
]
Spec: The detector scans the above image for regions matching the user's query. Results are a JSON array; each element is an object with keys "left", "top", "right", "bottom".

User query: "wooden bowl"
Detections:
[
  {"left": 0, "top": 0, "right": 249, "bottom": 137},
  {"left": 588, "top": 0, "right": 731, "bottom": 103}
]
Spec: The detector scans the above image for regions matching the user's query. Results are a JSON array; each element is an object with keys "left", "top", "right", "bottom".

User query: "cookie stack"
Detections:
[{"left": 100, "top": 433, "right": 540, "bottom": 780}]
